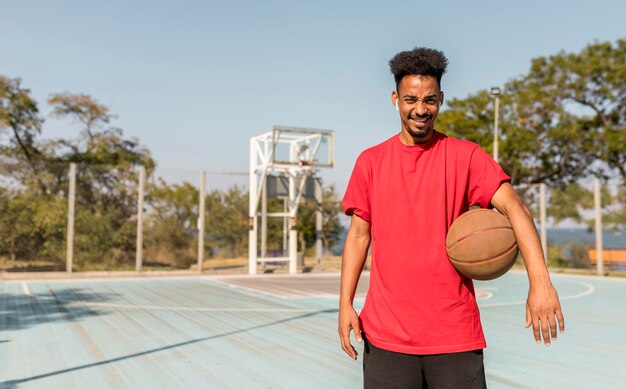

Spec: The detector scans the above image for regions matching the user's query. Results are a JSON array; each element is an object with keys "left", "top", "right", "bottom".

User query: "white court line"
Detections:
[
  {"left": 65, "top": 301, "right": 321, "bottom": 313},
  {"left": 479, "top": 280, "right": 595, "bottom": 308},
  {"left": 559, "top": 281, "right": 596, "bottom": 301},
  {"left": 477, "top": 290, "right": 494, "bottom": 301},
  {"left": 217, "top": 280, "right": 294, "bottom": 300},
  {"left": 259, "top": 278, "right": 339, "bottom": 284},
  {"left": 57, "top": 281, "right": 595, "bottom": 312},
  {"left": 21, "top": 281, "right": 31, "bottom": 296},
  {"left": 212, "top": 277, "right": 345, "bottom": 299}
]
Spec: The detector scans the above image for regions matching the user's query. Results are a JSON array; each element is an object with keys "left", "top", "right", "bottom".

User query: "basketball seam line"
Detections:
[
  {"left": 449, "top": 241, "right": 518, "bottom": 263},
  {"left": 448, "top": 226, "right": 514, "bottom": 248}
]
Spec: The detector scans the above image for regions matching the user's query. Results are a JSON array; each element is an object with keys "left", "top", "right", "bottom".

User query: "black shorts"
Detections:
[{"left": 363, "top": 337, "right": 487, "bottom": 389}]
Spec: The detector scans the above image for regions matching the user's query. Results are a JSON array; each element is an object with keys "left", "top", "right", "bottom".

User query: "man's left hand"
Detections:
[{"left": 525, "top": 282, "right": 565, "bottom": 346}]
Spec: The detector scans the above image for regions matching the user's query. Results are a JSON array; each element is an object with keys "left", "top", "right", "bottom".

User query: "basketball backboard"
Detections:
[{"left": 270, "top": 126, "right": 333, "bottom": 168}]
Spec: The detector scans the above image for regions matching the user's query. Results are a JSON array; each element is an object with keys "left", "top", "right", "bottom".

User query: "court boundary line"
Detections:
[
  {"left": 21, "top": 281, "right": 31, "bottom": 296},
  {"left": 479, "top": 279, "right": 595, "bottom": 308},
  {"left": 57, "top": 300, "right": 324, "bottom": 313},
  {"left": 10, "top": 275, "right": 597, "bottom": 313}
]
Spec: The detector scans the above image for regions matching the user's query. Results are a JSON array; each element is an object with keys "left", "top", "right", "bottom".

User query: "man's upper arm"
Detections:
[
  {"left": 490, "top": 182, "right": 525, "bottom": 216},
  {"left": 467, "top": 146, "right": 511, "bottom": 209},
  {"left": 348, "top": 214, "right": 371, "bottom": 240},
  {"left": 343, "top": 153, "right": 372, "bottom": 223}
]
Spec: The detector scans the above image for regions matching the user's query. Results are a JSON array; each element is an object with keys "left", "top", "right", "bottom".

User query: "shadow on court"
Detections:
[
  {"left": 0, "top": 308, "right": 338, "bottom": 388},
  {"left": 0, "top": 287, "right": 117, "bottom": 332}
]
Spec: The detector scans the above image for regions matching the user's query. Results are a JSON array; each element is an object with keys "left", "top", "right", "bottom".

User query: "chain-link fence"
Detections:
[
  {"left": 72, "top": 163, "right": 139, "bottom": 271},
  {"left": 516, "top": 180, "right": 626, "bottom": 273},
  {"left": 0, "top": 158, "right": 69, "bottom": 272},
  {"left": 1, "top": 158, "right": 624, "bottom": 274}
]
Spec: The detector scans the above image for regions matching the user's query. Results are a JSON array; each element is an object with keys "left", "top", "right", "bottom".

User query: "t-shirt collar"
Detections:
[{"left": 395, "top": 130, "right": 442, "bottom": 151}]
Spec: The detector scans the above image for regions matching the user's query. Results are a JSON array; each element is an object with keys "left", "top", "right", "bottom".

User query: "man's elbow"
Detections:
[{"left": 350, "top": 231, "right": 371, "bottom": 246}]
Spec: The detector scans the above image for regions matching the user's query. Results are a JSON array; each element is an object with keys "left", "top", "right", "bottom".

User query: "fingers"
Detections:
[
  {"left": 339, "top": 327, "right": 358, "bottom": 359},
  {"left": 556, "top": 308, "right": 565, "bottom": 334},
  {"left": 540, "top": 315, "right": 551, "bottom": 346},
  {"left": 532, "top": 316, "right": 542, "bottom": 344},
  {"left": 529, "top": 309, "right": 565, "bottom": 346},
  {"left": 549, "top": 314, "right": 558, "bottom": 341},
  {"left": 526, "top": 285, "right": 565, "bottom": 346},
  {"left": 338, "top": 307, "right": 363, "bottom": 359}
]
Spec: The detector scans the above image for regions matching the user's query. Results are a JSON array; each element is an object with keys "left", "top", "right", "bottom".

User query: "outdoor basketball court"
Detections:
[{"left": 1, "top": 271, "right": 625, "bottom": 388}]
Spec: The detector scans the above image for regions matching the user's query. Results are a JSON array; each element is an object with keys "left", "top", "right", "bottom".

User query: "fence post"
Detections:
[
  {"left": 197, "top": 170, "right": 206, "bottom": 273},
  {"left": 594, "top": 178, "right": 604, "bottom": 275},
  {"left": 315, "top": 178, "right": 323, "bottom": 269},
  {"left": 136, "top": 166, "right": 145, "bottom": 272},
  {"left": 66, "top": 163, "right": 76, "bottom": 273}
]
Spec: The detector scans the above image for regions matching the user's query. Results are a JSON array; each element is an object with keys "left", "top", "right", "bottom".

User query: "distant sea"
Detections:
[{"left": 330, "top": 228, "right": 626, "bottom": 255}]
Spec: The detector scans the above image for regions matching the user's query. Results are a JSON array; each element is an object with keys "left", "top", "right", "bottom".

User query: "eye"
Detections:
[{"left": 425, "top": 98, "right": 438, "bottom": 105}]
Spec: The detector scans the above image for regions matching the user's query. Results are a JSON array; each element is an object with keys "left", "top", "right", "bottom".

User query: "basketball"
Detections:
[{"left": 446, "top": 208, "right": 519, "bottom": 280}]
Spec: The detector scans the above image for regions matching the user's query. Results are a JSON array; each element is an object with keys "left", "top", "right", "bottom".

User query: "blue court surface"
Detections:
[{"left": 1, "top": 271, "right": 625, "bottom": 388}]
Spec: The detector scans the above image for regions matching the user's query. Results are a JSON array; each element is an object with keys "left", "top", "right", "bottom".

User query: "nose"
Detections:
[{"left": 414, "top": 101, "right": 428, "bottom": 115}]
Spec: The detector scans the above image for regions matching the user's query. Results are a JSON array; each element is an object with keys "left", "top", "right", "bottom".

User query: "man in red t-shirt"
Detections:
[{"left": 338, "top": 47, "right": 565, "bottom": 388}]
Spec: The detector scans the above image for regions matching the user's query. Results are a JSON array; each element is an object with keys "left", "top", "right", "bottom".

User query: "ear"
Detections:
[
  {"left": 391, "top": 90, "right": 398, "bottom": 108},
  {"left": 439, "top": 91, "right": 445, "bottom": 106}
]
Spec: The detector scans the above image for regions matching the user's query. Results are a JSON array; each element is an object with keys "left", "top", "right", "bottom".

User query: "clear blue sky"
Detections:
[{"left": 2, "top": 0, "right": 625, "bottom": 192}]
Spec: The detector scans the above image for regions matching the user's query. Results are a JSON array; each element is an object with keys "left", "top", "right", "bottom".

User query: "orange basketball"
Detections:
[{"left": 446, "top": 208, "right": 519, "bottom": 280}]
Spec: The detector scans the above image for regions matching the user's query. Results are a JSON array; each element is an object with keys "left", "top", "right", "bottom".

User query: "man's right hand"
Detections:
[{"left": 338, "top": 304, "right": 362, "bottom": 360}]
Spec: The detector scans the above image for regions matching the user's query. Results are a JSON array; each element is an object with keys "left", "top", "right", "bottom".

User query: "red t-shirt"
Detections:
[{"left": 343, "top": 131, "right": 511, "bottom": 355}]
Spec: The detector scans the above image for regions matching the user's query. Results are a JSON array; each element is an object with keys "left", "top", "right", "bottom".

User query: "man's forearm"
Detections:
[
  {"left": 504, "top": 199, "right": 551, "bottom": 285},
  {"left": 340, "top": 233, "right": 370, "bottom": 307}
]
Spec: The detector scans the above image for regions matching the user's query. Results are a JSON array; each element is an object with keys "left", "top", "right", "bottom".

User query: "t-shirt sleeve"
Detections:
[
  {"left": 342, "top": 153, "right": 372, "bottom": 223},
  {"left": 467, "top": 146, "right": 511, "bottom": 208}
]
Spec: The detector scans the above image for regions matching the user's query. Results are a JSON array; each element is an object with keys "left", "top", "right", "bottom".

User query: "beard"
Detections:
[
  {"left": 405, "top": 114, "right": 433, "bottom": 139},
  {"left": 407, "top": 127, "right": 430, "bottom": 138}
]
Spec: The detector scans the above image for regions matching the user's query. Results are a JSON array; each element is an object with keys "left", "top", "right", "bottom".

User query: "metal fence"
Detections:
[
  {"left": 515, "top": 180, "right": 626, "bottom": 274},
  {"left": 1, "top": 160, "right": 624, "bottom": 274},
  {"left": 0, "top": 162, "right": 252, "bottom": 273}
]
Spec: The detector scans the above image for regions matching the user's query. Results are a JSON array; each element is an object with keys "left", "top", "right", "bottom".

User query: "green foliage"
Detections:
[
  {"left": 0, "top": 187, "right": 66, "bottom": 269},
  {"left": 205, "top": 186, "right": 250, "bottom": 258},
  {"left": 566, "top": 241, "right": 593, "bottom": 269},
  {"left": 144, "top": 180, "right": 199, "bottom": 268},
  {"left": 0, "top": 76, "right": 44, "bottom": 184},
  {"left": 438, "top": 38, "right": 626, "bottom": 227},
  {"left": 547, "top": 242, "right": 568, "bottom": 268},
  {"left": 296, "top": 184, "right": 344, "bottom": 255},
  {"left": 1, "top": 84, "right": 156, "bottom": 271},
  {"left": 548, "top": 183, "right": 593, "bottom": 225}
]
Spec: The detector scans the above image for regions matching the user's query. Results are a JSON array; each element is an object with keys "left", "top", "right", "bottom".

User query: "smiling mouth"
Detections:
[{"left": 410, "top": 116, "right": 431, "bottom": 126}]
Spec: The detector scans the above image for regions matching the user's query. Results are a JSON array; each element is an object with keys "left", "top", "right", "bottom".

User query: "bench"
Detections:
[{"left": 588, "top": 249, "right": 626, "bottom": 265}]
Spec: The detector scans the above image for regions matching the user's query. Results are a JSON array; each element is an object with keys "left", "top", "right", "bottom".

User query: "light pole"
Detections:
[{"left": 490, "top": 86, "right": 501, "bottom": 163}]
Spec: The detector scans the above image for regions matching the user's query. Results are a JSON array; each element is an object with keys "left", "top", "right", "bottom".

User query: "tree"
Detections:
[
  {"left": 523, "top": 39, "right": 626, "bottom": 181},
  {"left": 144, "top": 179, "right": 199, "bottom": 268},
  {"left": 296, "top": 184, "right": 344, "bottom": 256},
  {"left": 1, "top": 84, "right": 157, "bottom": 270},
  {"left": 438, "top": 38, "right": 626, "bottom": 227},
  {"left": 0, "top": 76, "right": 44, "bottom": 184},
  {"left": 205, "top": 186, "right": 249, "bottom": 258},
  {"left": 48, "top": 93, "right": 113, "bottom": 141},
  {"left": 438, "top": 82, "right": 595, "bottom": 186}
]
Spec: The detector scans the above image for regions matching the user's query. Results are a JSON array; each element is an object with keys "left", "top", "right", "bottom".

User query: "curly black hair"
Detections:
[{"left": 389, "top": 47, "right": 448, "bottom": 89}]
